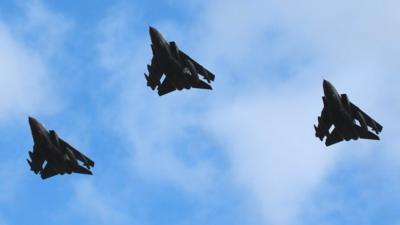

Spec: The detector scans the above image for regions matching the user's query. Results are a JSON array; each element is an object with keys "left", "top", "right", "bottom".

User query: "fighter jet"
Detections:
[
  {"left": 314, "top": 80, "right": 383, "bottom": 146},
  {"left": 144, "top": 26, "right": 215, "bottom": 96},
  {"left": 27, "top": 117, "right": 94, "bottom": 179}
]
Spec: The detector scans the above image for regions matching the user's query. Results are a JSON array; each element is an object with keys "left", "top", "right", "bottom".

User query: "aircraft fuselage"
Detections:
[
  {"left": 29, "top": 117, "right": 77, "bottom": 174},
  {"left": 322, "top": 80, "right": 358, "bottom": 140},
  {"left": 149, "top": 26, "right": 191, "bottom": 90}
]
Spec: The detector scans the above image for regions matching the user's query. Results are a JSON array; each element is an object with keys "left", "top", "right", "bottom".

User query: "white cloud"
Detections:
[
  {"left": 68, "top": 180, "right": 132, "bottom": 225},
  {"left": 0, "top": 158, "right": 26, "bottom": 204},
  {"left": 0, "top": 22, "right": 58, "bottom": 122},
  {"left": 96, "top": 0, "right": 400, "bottom": 224},
  {"left": 14, "top": 0, "right": 74, "bottom": 58},
  {"left": 0, "top": 0, "right": 70, "bottom": 218},
  {"left": 194, "top": 0, "right": 400, "bottom": 224},
  {"left": 205, "top": 77, "right": 341, "bottom": 225},
  {"left": 0, "top": 0, "right": 72, "bottom": 123},
  {"left": 96, "top": 4, "right": 219, "bottom": 196}
]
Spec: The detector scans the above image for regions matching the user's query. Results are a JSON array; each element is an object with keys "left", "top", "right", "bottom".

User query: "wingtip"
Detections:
[
  {"left": 324, "top": 140, "right": 333, "bottom": 147},
  {"left": 313, "top": 125, "right": 322, "bottom": 140}
]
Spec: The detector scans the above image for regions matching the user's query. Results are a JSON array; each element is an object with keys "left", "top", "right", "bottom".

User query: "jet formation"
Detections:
[
  {"left": 27, "top": 117, "right": 94, "bottom": 179},
  {"left": 144, "top": 26, "right": 215, "bottom": 96},
  {"left": 24, "top": 27, "right": 384, "bottom": 180},
  {"left": 314, "top": 80, "right": 383, "bottom": 146}
]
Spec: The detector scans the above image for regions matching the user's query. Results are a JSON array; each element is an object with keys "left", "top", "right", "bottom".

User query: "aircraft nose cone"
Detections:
[
  {"left": 322, "top": 79, "right": 339, "bottom": 99},
  {"left": 28, "top": 116, "right": 40, "bottom": 139},
  {"left": 149, "top": 26, "right": 157, "bottom": 38},
  {"left": 149, "top": 26, "right": 156, "bottom": 33},
  {"left": 323, "top": 79, "right": 332, "bottom": 91},
  {"left": 28, "top": 116, "right": 42, "bottom": 131},
  {"left": 149, "top": 26, "right": 161, "bottom": 44},
  {"left": 28, "top": 116, "right": 36, "bottom": 126}
]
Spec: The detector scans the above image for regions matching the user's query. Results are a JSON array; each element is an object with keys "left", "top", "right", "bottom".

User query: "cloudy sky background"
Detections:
[{"left": 0, "top": 0, "right": 399, "bottom": 224}]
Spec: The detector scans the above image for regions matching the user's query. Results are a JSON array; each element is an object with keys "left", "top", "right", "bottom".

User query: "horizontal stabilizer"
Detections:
[
  {"left": 157, "top": 78, "right": 176, "bottom": 96},
  {"left": 350, "top": 102, "right": 383, "bottom": 134},
  {"left": 178, "top": 50, "right": 215, "bottom": 81},
  {"left": 72, "top": 165, "right": 93, "bottom": 175},
  {"left": 325, "top": 128, "right": 343, "bottom": 146},
  {"left": 191, "top": 80, "right": 212, "bottom": 90},
  {"left": 59, "top": 138, "right": 95, "bottom": 168},
  {"left": 355, "top": 125, "right": 380, "bottom": 140},
  {"left": 40, "top": 164, "right": 59, "bottom": 179}
]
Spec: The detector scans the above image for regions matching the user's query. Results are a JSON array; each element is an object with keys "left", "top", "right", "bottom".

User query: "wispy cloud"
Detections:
[
  {"left": 205, "top": 77, "right": 340, "bottom": 225},
  {"left": 0, "top": 0, "right": 75, "bottom": 124},
  {"left": 193, "top": 0, "right": 400, "bottom": 224},
  {"left": 67, "top": 180, "right": 132, "bottom": 225},
  {"left": 0, "top": 159, "right": 26, "bottom": 204},
  {"left": 92, "top": 0, "right": 400, "bottom": 224},
  {"left": 1, "top": 0, "right": 396, "bottom": 225},
  {"left": 0, "top": 21, "right": 58, "bottom": 122},
  {"left": 0, "top": 1, "right": 72, "bottom": 223},
  {"left": 96, "top": 3, "right": 221, "bottom": 196},
  {"left": 13, "top": 0, "right": 74, "bottom": 58}
]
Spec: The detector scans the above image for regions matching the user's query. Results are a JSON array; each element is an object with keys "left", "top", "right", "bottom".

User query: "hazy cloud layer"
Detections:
[
  {"left": 0, "top": 21, "right": 56, "bottom": 122},
  {"left": 195, "top": 0, "right": 400, "bottom": 224},
  {"left": 97, "top": 4, "right": 221, "bottom": 196},
  {"left": 0, "top": 0, "right": 398, "bottom": 225},
  {"left": 0, "top": 1, "right": 70, "bottom": 223},
  {"left": 68, "top": 180, "right": 132, "bottom": 225},
  {"left": 99, "top": 0, "right": 400, "bottom": 224}
]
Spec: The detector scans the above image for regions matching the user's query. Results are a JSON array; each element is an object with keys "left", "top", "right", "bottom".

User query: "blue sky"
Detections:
[{"left": 0, "top": 0, "right": 400, "bottom": 225}]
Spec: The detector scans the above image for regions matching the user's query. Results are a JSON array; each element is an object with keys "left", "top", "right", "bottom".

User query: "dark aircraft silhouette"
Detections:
[
  {"left": 314, "top": 80, "right": 383, "bottom": 146},
  {"left": 27, "top": 117, "right": 94, "bottom": 179},
  {"left": 144, "top": 26, "right": 215, "bottom": 96}
]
